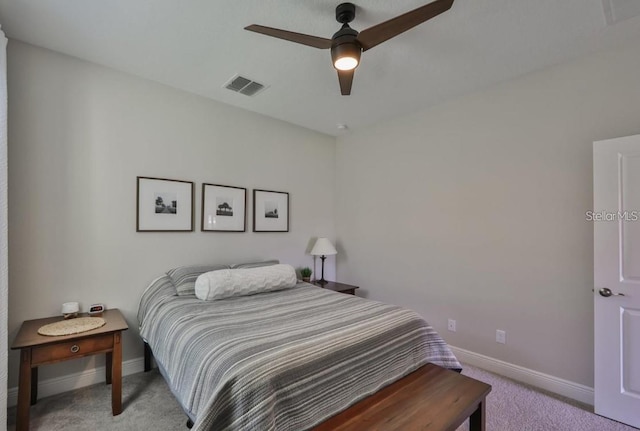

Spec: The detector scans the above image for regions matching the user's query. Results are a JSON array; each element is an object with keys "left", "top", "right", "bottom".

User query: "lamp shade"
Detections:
[{"left": 310, "top": 238, "right": 337, "bottom": 256}]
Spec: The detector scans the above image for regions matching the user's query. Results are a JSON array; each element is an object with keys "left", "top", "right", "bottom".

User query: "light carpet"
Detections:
[{"left": 6, "top": 364, "right": 638, "bottom": 430}]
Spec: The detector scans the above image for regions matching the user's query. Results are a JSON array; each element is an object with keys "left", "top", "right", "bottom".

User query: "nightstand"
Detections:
[
  {"left": 313, "top": 280, "right": 359, "bottom": 295},
  {"left": 11, "top": 309, "right": 128, "bottom": 431}
]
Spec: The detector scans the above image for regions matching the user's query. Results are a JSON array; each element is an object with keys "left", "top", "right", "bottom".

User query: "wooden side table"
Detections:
[
  {"left": 11, "top": 308, "right": 128, "bottom": 431},
  {"left": 313, "top": 280, "right": 359, "bottom": 295}
]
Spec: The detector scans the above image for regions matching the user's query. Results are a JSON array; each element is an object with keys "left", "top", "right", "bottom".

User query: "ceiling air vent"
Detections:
[{"left": 224, "top": 75, "right": 267, "bottom": 96}]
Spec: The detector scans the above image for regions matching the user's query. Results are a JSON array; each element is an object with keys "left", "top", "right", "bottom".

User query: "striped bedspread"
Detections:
[{"left": 138, "top": 277, "right": 461, "bottom": 431}]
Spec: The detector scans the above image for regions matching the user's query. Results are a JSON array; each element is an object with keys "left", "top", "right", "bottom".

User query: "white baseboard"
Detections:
[
  {"left": 7, "top": 357, "right": 145, "bottom": 408},
  {"left": 450, "top": 345, "right": 594, "bottom": 406},
  {"left": 7, "top": 348, "right": 595, "bottom": 408}
]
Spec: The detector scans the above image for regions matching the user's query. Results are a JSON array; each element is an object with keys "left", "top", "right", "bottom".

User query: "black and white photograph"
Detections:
[
  {"left": 155, "top": 192, "right": 177, "bottom": 214},
  {"left": 264, "top": 201, "right": 279, "bottom": 218},
  {"left": 137, "top": 176, "right": 194, "bottom": 232},
  {"left": 216, "top": 197, "right": 234, "bottom": 216},
  {"left": 202, "top": 183, "right": 246, "bottom": 232},
  {"left": 253, "top": 189, "right": 289, "bottom": 232}
]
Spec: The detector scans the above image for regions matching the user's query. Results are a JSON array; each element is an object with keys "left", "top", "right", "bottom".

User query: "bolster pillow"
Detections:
[{"left": 195, "top": 264, "right": 298, "bottom": 301}]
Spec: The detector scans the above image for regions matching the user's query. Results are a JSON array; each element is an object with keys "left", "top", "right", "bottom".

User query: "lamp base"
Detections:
[{"left": 318, "top": 255, "right": 328, "bottom": 286}]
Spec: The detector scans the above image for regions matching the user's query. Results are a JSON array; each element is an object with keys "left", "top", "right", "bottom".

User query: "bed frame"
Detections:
[{"left": 143, "top": 341, "right": 152, "bottom": 373}]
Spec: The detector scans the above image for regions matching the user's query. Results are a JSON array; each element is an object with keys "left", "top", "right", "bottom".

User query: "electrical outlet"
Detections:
[
  {"left": 496, "top": 329, "right": 506, "bottom": 344},
  {"left": 447, "top": 319, "right": 456, "bottom": 332}
]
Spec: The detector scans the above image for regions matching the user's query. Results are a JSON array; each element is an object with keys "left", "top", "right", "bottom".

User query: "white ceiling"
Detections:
[{"left": 1, "top": 0, "right": 640, "bottom": 136}]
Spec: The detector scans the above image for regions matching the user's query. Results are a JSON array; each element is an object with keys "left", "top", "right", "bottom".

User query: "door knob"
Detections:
[{"left": 598, "top": 287, "right": 625, "bottom": 297}]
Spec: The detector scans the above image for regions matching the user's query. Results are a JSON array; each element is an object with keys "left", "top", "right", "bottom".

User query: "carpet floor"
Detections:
[{"left": 7, "top": 364, "right": 638, "bottom": 430}]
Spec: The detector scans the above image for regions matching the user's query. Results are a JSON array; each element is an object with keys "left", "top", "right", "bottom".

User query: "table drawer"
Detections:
[{"left": 31, "top": 333, "right": 114, "bottom": 365}]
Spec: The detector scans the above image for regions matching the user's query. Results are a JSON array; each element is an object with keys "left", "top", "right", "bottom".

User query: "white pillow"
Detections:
[{"left": 195, "top": 264, "right": 297, "bottom": 301}]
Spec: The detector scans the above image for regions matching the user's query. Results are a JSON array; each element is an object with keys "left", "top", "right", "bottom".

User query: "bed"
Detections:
[{"left": 138, "top": 262, "right": 461, "bottom": 431}]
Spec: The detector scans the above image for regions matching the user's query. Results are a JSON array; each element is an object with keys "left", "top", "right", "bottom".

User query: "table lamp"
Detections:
[{"left": 310, "top": 237, "right": 337, "bottom": 285}]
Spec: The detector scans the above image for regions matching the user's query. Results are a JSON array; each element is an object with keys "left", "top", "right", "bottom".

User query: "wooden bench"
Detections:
[{"left": 313, "top": 363, "right": 491, "bottom": 431}]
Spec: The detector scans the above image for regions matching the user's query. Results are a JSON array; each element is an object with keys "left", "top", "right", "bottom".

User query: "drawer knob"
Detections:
[{"left": 70, "top": 345, "right": 80, "bottom": 354}]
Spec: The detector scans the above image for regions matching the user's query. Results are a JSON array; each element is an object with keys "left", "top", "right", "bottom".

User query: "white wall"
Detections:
[
  {"left": 335, "top": 38, "right": 640, "bottom": 387},
  {"left": 7, "top": 41, "right": 336, "bottom": 388},
  {"left": 1, "top": 25, "right": 8, "bottom": 429}
]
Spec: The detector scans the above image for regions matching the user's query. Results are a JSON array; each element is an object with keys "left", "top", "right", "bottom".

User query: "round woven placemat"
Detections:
[{"left": 38, "top": 317, "right": 106, "bottom": 337}]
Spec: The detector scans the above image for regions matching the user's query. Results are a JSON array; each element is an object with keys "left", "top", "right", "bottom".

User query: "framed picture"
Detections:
[
  {"left": 253, "top": 189, "right": 289, "bottom": 232},
  {"left": 136, "top": 176, "right": 194, "bottom": 232},
  {"left": 201, "top": 183, "right": 247, "bottom": 232}
]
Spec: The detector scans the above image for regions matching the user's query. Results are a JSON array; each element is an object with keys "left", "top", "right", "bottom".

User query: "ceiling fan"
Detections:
[{"left": 245, "top": 0, "right": 454, "bottom": 96}]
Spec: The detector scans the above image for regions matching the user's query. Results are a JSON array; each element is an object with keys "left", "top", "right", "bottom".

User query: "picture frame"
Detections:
[
  {"left": 136, "top": 176, "right": 194, "bottom": 232},
  {"left": 201, "top": 183, "right": 247, "bottom": 232},
  {"left": 253, "top": 189, "right": 289, "bottom": 232}
]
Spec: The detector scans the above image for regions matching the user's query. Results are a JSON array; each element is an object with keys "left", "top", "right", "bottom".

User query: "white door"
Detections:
[{"left": 593, "top": 134, "right": 640, "bottom": 427}]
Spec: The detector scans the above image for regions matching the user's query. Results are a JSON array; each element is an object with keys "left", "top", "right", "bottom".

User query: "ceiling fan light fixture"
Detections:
[
  {"left": 245, "top": 0, "right": 456, "bottom": 95},
  {"left": 331, "top": 42, "right": 361, "bottom": 71},
  {"left": 334, "top": 56, "right": 358, "bottom": 71}
]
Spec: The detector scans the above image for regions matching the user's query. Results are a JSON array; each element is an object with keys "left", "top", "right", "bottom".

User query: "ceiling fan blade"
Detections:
[
  {"left": 245, "top": 25, "right": 332, "bottom": 49},
  {"left": 357, "top": 0, "right": 454, "bottom": 51},
  {"left": 338, "top": 69, "right": 354, "bottom": 96}
]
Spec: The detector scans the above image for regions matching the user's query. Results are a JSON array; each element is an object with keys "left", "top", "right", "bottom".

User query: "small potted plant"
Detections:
[{"left": 300, "top": 267, "right": 312, "bottom": 283}]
